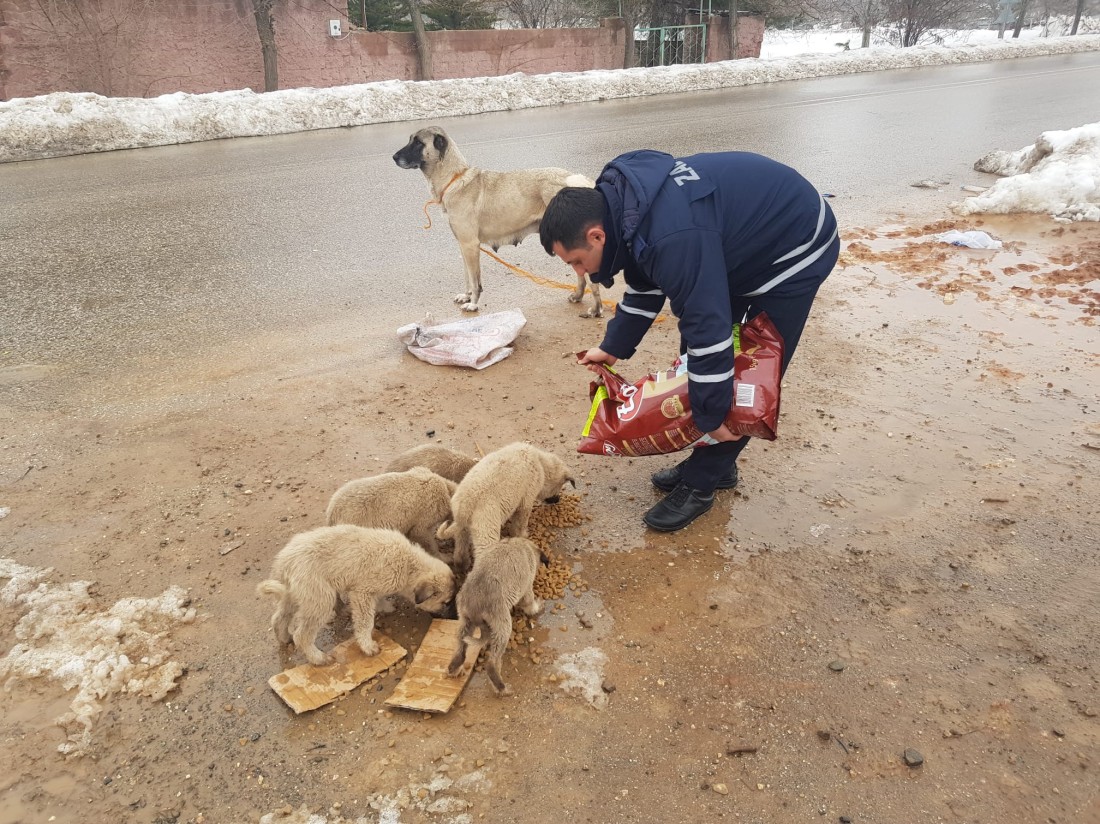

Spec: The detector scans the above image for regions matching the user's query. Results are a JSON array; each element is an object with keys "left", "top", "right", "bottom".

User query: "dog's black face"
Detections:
[{"left": 392, "top": 130, "right": 448, "bottom": 170}]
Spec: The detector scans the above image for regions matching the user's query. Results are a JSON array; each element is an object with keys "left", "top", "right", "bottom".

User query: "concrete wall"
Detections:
[
  {"left": 0, "top": 0, "right": 760, "bottom": 101},
  {"left": 684, "top": 12, "right": 765, "bottom": 62}
]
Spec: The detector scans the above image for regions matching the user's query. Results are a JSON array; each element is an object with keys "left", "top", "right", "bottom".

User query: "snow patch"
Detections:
[
  {"left": 258, "top": 766, "right": 490, "bottom": 824},
  {"left": 0, "top": 558, "right": 196, "bottom": 755},
  {"left": 958, "top": 122, "right": 1100, "bottom": 222},
  {"left": 554, "top": 646, "right": 609, "bottom": 709}
]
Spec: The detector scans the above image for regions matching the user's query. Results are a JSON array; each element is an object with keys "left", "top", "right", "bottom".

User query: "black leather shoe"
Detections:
[
  {"left": 643, "top": 482, "right": 715, "bottom": 532},
  {"left": 651, "top": 462, "right": 738, "bottom": 493}
]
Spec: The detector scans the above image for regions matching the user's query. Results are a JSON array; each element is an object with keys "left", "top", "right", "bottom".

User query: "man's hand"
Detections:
[
  {"left": 577, "top": 347, "right": 618, "bottom": 374},
  {"left": 706, "top": 424, "right": 743, "bottom": 443}
]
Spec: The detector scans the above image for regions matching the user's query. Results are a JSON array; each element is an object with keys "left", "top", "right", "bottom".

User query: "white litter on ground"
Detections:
[
  {"left": 0, "top": 558, "right": 196, "bottom": 755},
  {"left": 958, "top": 121, "right": 1100, "bottom": 222},
  {"left": 934, "top": 229, "right": 1004, "bottom": 249},
  {"left": 554, "top": 646, "right": 609, "bottom": 709}
]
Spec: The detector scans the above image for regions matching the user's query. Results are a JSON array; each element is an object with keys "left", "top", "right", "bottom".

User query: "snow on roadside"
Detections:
[
  {"left": 2, "top": 35, "right": 1099, "bottom": 163},
  {"left": 0, "top": 558, "right": 196, "bottom": 755},
  {"left": 957, "top": 122, "right": 1100, "bottom": 221}
]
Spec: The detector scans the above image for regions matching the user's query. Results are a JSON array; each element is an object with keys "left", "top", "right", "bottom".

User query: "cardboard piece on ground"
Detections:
[
  {"left": 385, "top": 619, "right": 473, "bottom": 713},
  {"left": 268, "top": 632, "right": 406, "bottom": 714}
]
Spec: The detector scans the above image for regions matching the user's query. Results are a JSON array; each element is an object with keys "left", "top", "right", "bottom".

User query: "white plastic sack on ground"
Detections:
[
  {"left": 397, "top": 310, "right": 527, "bottom": 369},
  {"left": 934, "top": 229, "right": 1003, "bottom": 249}
]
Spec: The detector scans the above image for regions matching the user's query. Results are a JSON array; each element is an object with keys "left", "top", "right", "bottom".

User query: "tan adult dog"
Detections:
[
  {"left": 392, "top": 126, "right": 602, "bottom": 317},
  {"left": 257, "top": 525, "right": 454, "bottom": 666},
  {"left": 446, "top": 536, "right": 542, "bottom": 696},
  {"left": 438, "top": 442, "right": 574, "bottom": 572}
]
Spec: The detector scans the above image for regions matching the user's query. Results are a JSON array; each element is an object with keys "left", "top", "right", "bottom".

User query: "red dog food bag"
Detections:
[{"left": 578, "top": 312, "right": 784, "bottom": 457}]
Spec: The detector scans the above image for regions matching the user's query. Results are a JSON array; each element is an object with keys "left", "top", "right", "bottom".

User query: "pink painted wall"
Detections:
[
  {"left": 688, "top": 13, "right": 766, "bottom": 62},
  {"left": 276, "top": 17, "right": 630, "bottom": 90},
  {"left": 0, "top": 0, "right": 760, "bottom": 101}
]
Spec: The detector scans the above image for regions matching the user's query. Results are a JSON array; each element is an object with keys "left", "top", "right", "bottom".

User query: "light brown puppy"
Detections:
[
  {"left": 438, "top": 442, "right": 574, "bottom": 572},
  {"left": 446, "top": 537, "right": 542, "bottom": 695},
  {"left": 324, "top": 467, "right": 456, "bottom": 558},
  {"left": 392, "top": 126, "right": 602, "bottom": 317},
  {"left": 257, "top": 525, "right": 454, "bottom": 666},
  {"left": 384, "top": 444, "right": 478, "bottom": 484}
]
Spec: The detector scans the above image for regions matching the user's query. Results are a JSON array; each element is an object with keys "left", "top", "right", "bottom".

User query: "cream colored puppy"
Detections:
[
  {"left": 446, "top": 537, "right": 542, "bottom": 695},
  {"left": 257, "top": 525, "right": 454, "bottom": 666},
  {"left": 324, "top": 467, "right": 456, "bottom": 558},
  {"left": 384, "top": 444, "right": 478, "bottom": 484},
  {"left": 439, "top": 442, "right": 574, "bottom": 571}
]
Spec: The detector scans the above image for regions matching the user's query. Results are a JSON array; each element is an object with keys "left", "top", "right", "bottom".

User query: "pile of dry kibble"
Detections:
[{"left": 508, "top": 493, "right": 590, "bottom": 653}]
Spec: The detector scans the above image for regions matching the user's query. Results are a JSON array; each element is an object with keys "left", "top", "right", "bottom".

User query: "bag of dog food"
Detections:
[{"left": 578, "top": 312, "right": 784, "bottom": 457}]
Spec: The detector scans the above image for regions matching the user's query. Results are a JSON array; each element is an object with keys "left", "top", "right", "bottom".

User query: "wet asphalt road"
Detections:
[{"left": 2, "top": 51, "right": 1099, "bottom": 392}]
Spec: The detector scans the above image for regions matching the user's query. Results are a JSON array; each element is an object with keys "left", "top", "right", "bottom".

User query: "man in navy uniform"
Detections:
[{"left": 540, "top": 150, "right": 839, "bottom": 532}]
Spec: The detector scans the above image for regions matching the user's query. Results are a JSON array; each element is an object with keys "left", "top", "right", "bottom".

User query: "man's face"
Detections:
[{"left": 551, "top": 226, "right": 605, "bottom": 280}]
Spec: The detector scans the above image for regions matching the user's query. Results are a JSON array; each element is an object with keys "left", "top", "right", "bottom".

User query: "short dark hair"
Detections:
[{"left": 540, "top": 187, "right": 605, "bottom": 255}]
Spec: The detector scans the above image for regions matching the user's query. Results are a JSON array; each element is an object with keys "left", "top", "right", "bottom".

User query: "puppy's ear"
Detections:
[
  {"left": 433, "top": 133, "right": 448, "bottom": 159},
  {"left": 414, "top": 582, "right": 436, "bottom": 605}
]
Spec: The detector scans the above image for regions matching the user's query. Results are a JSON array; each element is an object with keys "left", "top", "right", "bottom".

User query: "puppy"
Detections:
[
  {"left": 392, "top": 126, "right": 602, "bottom": 317},
  {"left": 324, "top": 467, "right": 456, "bottom": 558},
  {"left": 257, "top": 525, "right": 453, "bottom": 666},
  {"left": 446, "top": 537, "right": 542, "bottom": 695},
  {"left": 438, "top": 442, "right": 574, "bottom": 572},
  {"left": 384, "top": 443, "right": 478, "bottom": 484}
]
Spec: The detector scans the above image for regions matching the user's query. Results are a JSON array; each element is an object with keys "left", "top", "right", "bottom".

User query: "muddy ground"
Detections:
[{"left": 1, "top": 209, "right": 1098, "bottom": 824}]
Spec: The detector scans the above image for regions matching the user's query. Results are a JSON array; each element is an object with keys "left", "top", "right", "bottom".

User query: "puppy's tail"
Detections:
[
  {"left": 256, "top": 579, "right": 287, "bottom": 599},
  {"left": 462, "top": 618, "right": 492, "bottom": 648},
  {"left": 436, "top": 520, "right": 456, "bottom": 541}
]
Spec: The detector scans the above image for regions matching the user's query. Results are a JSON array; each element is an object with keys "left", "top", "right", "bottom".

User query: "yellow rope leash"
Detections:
[
  {"left": 420, "top": 189, "right": 663, "bottom": 321},
  {"left": 421, "top": 170, "right": 466, "bottom": 230},
  {"left": 479, "top": 246, "right": 666, "bottom": 321}
]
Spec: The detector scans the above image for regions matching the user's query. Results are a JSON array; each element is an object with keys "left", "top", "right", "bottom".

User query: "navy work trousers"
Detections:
[{"left": 678, "top": 233, "right": 840, "bottom": 493}]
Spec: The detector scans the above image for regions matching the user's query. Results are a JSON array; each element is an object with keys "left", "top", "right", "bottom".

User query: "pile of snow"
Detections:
[
  {"left": 0, "top": 558, "right": 196, "bottom": 755},
  {"left": 957, "top": 122, "right": 1100, "bottom": 222},
  {"left": 554, "top": 646, "right": 609, "bottom": 709},
  {"left": 2, "top": 34, "right": 1098, "bottom": 164}
]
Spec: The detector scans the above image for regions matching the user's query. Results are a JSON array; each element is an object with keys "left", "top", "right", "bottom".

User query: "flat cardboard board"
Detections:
[
  {"left": 385, "top": 619, "right": 473, "bottom": 713},
  {"left": 268, "top": 632, "right": 406, "bottom": 714}
]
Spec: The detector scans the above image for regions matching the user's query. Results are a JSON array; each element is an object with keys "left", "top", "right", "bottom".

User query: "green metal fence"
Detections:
[{"left": 634, "top": 24, "right": 708, "bottom": 67}]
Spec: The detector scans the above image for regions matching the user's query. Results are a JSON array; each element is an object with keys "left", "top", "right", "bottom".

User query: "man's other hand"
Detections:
[{"left": 707, "top": 424, "right": 743, "bottom": 443}]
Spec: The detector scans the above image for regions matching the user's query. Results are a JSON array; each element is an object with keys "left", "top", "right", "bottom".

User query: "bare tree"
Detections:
[
  {"left": 881, "top": 0, "right": 969, "bottom": 45},
  {"left": 251, "top": 0, "right": 278, "bottom": 92},
  {"left": 585, "top": 0, "right": 655, "bottom": 69},
  {"left": 1011, "top": 0, "right": 1028, "bottom": 34},
  {"left": 849, "top": 0, "right": 888, "bottom": 45},
  {"left": 728, "top": 0, "right": 739, "bottom": 57},
  {"left": 497, "top": 0, "right": 589, "bottom": 27},
  {"left": 1070, "top": 0, "right": 1083, "bottom": 32},
  {"left": 407, "top": 0, "right": 434, "bottom": 79}
]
